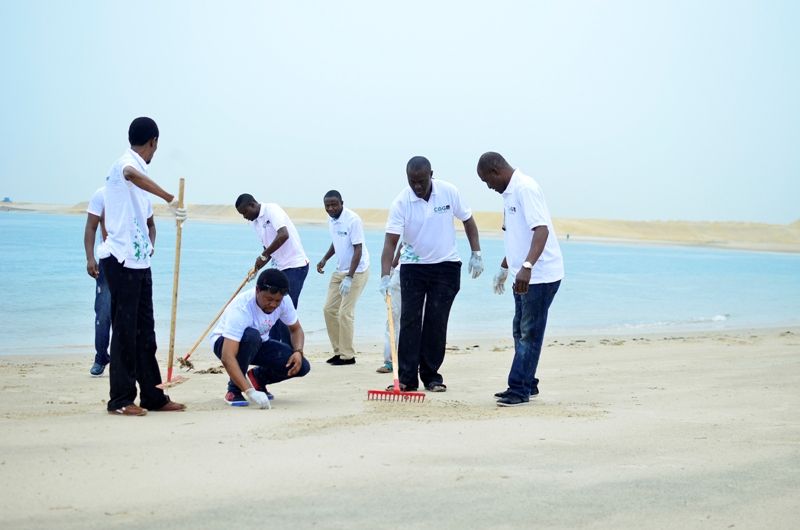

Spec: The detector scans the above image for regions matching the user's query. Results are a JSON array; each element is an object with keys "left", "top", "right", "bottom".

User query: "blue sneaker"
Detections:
[
  {"left": 246, "top": 369, "right": 275, "bottom": 400},
  {"left": 90, "top": 362, "right": 106, "bottom": 376},
  {"left": 224, "top": 391, "right": 249, "bottom": 407}
]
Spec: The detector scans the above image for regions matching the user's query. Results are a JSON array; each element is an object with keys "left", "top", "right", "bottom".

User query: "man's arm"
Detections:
[
  {"left": 257, "top": 226, "right": 290, "bottom": 266},
  {"left": 462, "top": 216, "right": 481, "bottom": 252},
  {"left": 285, "top": 321, "right": 306, "bottom": 376},
  {"left": 381, "top": 233, "right": 401, "bottom": 277},
  {"left": 83, "top": 213, "right": 102, "bottom": 278},
  {"left": 347, "top": 243, "right": 362, "bottom": 278},
  {"left": 147, "top": 215, "right": 156, "bottom": 255},
  {"left": 220, "top": 338, "right": 251, "bottom": 393},
  {"left": 122, "top": 165, "right": 175, "bottom": 203},
  {"left": 317, "top": 243, "right": 335, "bottom": 273},
  {"left": 513, "top": 226, "right": 549, "bottom": 294}
]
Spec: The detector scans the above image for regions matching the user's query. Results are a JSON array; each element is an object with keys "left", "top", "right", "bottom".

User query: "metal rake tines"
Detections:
[{"left": 366, "top": 390, "right": 426, "bottom": 403}]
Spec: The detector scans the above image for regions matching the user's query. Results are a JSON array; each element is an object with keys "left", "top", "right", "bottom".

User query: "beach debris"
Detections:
[
  {"left": 178, "top": 356, "right": 195, "bottom": 371},
  {"left": 195, "top": 365, "right": 224, "bottom": 375}
]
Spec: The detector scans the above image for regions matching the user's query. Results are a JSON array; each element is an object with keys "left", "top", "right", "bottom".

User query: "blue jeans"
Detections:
[
  {"left": 398, "top": 261, "right": 461, "bottom": 389},
  {"left": 269, "top": 264, "right": 309, "bottom": 344},
  {"left": 507, "top": 280, "right": 561, "bottom": 399},
  {"left": 214, "top": 327, "right": 311, "bottom": 393},
  {"left": 94, "top": 260, "right": 112, "bottom": 366}
]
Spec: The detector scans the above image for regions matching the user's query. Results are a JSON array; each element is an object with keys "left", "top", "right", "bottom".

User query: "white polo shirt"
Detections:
[
  {"left": 209, "top": 289, "right": 298, "bottom": 344},
  {"left": 98, "top": 150, "right": 155, "bottom": 269},
  {"left": 502, "top": 170, "right": 564, "bottom": 284},
  {"left": 87, "top": 187, "right": 113, "bottom": 259},
  {"left": 252, "top": 203, "right": 308, "bottom": 270},
  {"left": 329, "top": 207, "right": 369, "bottom": 273},
  {"left": 386, "top": 179, "right": 472, "bottom": 265}
]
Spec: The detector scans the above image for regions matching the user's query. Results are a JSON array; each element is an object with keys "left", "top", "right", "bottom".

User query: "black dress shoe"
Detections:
[
  {"left": 330, "top": 356, "right": 356, "bottom": 366},
  {"left": 326, "top": 355, "right": 341, "bottom": 364}
]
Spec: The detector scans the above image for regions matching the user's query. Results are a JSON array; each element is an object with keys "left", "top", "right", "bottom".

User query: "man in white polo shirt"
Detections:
[
  {"left": 316, "top": 190, "right": 370, "bottom": 366},
  {"left": 209, "top": 268, "right": 310, "bottom": 407},
  {"left": 235, "top": 193, "right": 310, "bottom": 346},
  {"left": 82, "top": 186, "right": 155, "bottom": 376},
  {"left": 98, "top": 117, "right": 187, "bottom": 416},
  {"left": 476, "top": 152, "right": 564, "bottom": 407},
  {"left": 379, "top": 156, "right": 484, "bottom": 392}
]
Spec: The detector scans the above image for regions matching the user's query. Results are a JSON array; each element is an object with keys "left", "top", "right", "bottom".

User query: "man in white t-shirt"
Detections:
[
  {"left": 379, "top": 156, "right": 484, "bottom": 392},
  {"left": 477, "top": 152, "right": 564, "bottom": 407},
  {"left": 82, "top": 187, "right": 154, "bottom": 376},
  {"left": 316, "top": 190, "right": 370, "bottom": 366},
  {"left": 97, "top": 117, "right": 187, "bottom": 417},
  {"left": 209, "top": 268, "right": 310, "bottom": 408},
  {"left": 235, "top": 194, "right": 309, "bottom": 346}
]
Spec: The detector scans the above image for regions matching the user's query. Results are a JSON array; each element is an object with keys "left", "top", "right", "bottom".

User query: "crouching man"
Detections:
[{"left": 209, "top": 268, "right": 310, "bottom": 408}]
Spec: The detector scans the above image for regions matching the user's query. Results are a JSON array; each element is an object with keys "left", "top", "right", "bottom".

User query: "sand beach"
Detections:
[{"left": 1, "top": 328, "right": 799, "bottom": 529}]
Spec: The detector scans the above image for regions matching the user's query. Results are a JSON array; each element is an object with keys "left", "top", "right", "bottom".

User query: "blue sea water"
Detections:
[{"left": 1, "top": 211, "right": 799, "bottom": 356}]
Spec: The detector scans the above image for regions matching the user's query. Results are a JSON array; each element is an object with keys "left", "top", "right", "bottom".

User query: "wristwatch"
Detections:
[
  {"left": 522, "top": 261, "right": 533, "bottom": 270},
  {"left": 258, "top": 254, "right": 268, "bottom": 262}
]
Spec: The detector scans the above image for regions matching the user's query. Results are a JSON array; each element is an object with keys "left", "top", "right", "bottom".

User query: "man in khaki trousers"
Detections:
[{"left": 316, "top": 190, "right": 370, "bottom": 365}]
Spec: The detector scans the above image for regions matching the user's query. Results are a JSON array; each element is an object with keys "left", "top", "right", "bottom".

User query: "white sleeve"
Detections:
[
  {"left": 87, "top": 189, "right": 104, "bottom": 216},
  {"left": 278, "top": 297, "right": 298, "bottom": 326},
  {"left": 266, "top": 203, "right": 290, "bottom": 231},
  {"left": 349, "top": 216, "right": 365, "bottom": 245},
  {"left": 450, "top": 185, "right": 472, "bottom": 222},
  {"left": 220, "top": 305, "right": 251, "bottom": 342},
  {"left": 520, "top": 185, "right": 550, "bottom": 230},
  {"left": 385, "top": 197, "right": 405, "bottom": 235}
]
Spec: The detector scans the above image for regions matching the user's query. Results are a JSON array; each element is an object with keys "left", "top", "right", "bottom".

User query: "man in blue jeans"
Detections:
[
  {"left": 235, "top": 193, "right": 310, "bottom": 346},
  {"left": 476, "top": 152, "right": 564, "bottom": 407},
  {"left": 210, "top": 268, "right": 310, "bottom": 408}
]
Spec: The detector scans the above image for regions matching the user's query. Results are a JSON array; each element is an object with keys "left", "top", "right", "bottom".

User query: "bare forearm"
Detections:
[
  {"left": 527, "top": 226, "right": 549, "bottom": 264},
  {"left": 463, "top": 217, "right": 481, "bottom": 252},
  {"left": 347, "top": 245, "right": 362, "bottom": 277},
  {"left": 381, "top": 234, "right": 400, "bottom": 276}
]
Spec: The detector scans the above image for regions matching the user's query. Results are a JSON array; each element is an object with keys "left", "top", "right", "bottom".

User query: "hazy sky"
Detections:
[{"left": 1, "top": 1, "right": 798, "bottom": 223}]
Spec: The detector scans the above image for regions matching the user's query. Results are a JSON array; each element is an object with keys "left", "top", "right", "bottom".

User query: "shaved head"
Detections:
[
  {"left": 477, "top": 152, "right": 512, "bottom": 174},
  {"left": 406, "top": 156, "right": 432, "bottom": 175}
]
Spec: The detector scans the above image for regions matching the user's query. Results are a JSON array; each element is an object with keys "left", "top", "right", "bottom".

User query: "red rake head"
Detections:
[{"left": 366, "top": 389, "right": 426, "bottom": 403}]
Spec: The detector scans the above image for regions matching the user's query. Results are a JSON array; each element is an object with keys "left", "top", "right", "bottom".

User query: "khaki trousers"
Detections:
[{"left": 324, "top": 270, "right": 369, "bottom": 359}]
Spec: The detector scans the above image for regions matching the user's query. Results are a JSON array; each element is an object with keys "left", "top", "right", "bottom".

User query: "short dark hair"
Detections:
[
  {"left": 477, "top": 152, "right": 511, "bottom": 173},
  {"left": 235, "top": 193, "right": 256, "bottom": 208},
  {"left": 323, "top": 190, "right": 342, "bottom": 201},
  {"left": 406, "top": 156, "right": 431, "bottom": 174},
  {"left": 128, "top": 117, "right": 159, "bottom": 146},
  {"left": 256, "top": 268, "right": 290, "bottom": 292}
]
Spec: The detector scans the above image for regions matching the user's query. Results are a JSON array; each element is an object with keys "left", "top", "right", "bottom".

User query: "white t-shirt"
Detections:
[
  {"left": 502, "top": 170, "right": 564, "bottom": 283},
  {"left": 98, "top": 150, "right": 155, "bottom": 269},
  {"left": 209, "top": 289, "right": 298, "bottom": 344},
  {"left": 329, "top": 207, "right": 369, "bottom": 273},
  {"left": 385, "top": 179, "right": 472, "bottom": 265},
  {"left": 252, "top": 203, "right": 308, "bottom": 270},
  {"left": 86, "top": 187, "right": 112, "bottom": 260}
]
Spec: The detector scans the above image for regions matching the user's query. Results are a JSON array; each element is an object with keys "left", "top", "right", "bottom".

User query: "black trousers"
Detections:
[
  {"left": 398, "top": 261, "right": 461, "bottom": 389},
  {"left": 101, "top": 257, "right": 168, "bottom": 411}
]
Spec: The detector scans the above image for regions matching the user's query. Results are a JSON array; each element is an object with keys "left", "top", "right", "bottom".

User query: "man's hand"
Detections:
[
  {"left": 378, "top": 275, "right": 391, "bottom": 297},
  {"left": 468, "top": 251, "right": 484, "bottom": 279},
  {"left": 168, "top": 199, "right": 188, "bottom": 225},
  {"left": 86, "top": 258, "right": 99, "bottom": 279},
  {"left": 493, "top": 267, "right": 509, "bottom": 294},
  {"left": 513, "top": 268, "right": 532, "bottom": 294},
  {"left": 339, "top": 276, "right": 352, "bottom": 296},
  {"left": 244, "top": 388, "right": 272, "bottom": 409},
  {"left": 316, "top": 259, "right": 326, "bottom": 274},
  {"left": 254, "top": 254, "right": 269, "bottom": 271},
  {"left": 286, "top": 351, "right": 304, "bottom": 377}
]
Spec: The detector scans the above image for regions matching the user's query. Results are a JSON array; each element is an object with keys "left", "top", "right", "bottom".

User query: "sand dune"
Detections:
[{"left": 5, "top": 201, "right": 800, "bottom": 253}]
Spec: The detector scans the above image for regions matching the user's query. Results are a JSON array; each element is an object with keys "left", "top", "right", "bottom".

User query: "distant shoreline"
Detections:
[{"left": 3, "top": 201, "right": 800, "bottom": 253}]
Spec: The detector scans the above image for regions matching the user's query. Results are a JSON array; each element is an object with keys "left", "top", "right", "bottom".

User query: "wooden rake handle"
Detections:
[
  {"left": 166, "top": 178, "right": 185, "bottom": 383},
  {"left": 180, "top": 269, "right": 256, "bottom": 364}
]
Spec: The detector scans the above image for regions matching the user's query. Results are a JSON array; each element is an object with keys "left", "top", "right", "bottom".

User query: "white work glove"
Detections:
[
  {"left": 468, "top": 251, "right": 484, "bottom": 279},
  {"left": 493, "top": 267, "right": 509, "bottom": 295},
  {"left": 244, "top": 388, "right": 272, "bottom": 409},
  {"left": 378, "top": 275, "right": 391, "bottom": 297},
  {"left": 168, "top": 199, "right": 188, "bottom": 224},
  {"left": 339, "top": 276, "right": 353, "bottom": 296}
]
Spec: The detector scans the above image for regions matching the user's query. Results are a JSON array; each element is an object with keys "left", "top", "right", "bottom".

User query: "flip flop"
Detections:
[{"left": 425, "top": 382, "right": 447, "bottom": 393}]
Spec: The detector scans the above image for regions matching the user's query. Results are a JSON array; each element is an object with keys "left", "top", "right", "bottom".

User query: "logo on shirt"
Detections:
[
  {"left": 433, "top": 204, "right": 451, "bottom": 214},
  {"left": 507, "top": 206, "right": 517, "bottom": 213},
  {"left": 336, "top": 230, "right": 348, "bottom": 237}
]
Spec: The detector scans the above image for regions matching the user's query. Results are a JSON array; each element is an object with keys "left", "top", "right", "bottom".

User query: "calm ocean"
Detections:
[{"left": 1, "top": 211, "right": 799, "bottom": 356}]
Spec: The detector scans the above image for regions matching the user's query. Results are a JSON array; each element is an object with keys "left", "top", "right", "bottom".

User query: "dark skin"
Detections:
[
  {"left": 317, "top": 196, "right": 362, "bottom": 278},
  {"left": 380, "top": 167, "right": 481, "bottom": 277},
  {"left": 237, "top": 200, "right": 290, "bottom": 271},
  {"left": 220, "top": 289, "right": 305, "bottom": 393},
  {"left": 123, "top": 139, "right": 176, "bottom": 204},
  {"left": 477, "top": 164, "right": 549, "bottom": 294}
]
